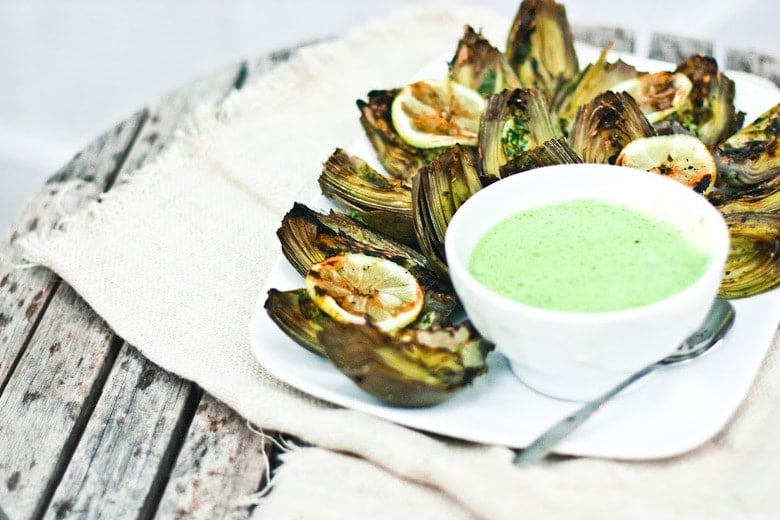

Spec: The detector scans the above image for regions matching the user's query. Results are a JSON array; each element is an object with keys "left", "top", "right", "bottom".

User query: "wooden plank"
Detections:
[
  {"left": 725, "top": 49, "right": 780, "bottom": 87},
  {"left": 41, "top": 344, "right": 195, "bottom": 519},
  {"left": 32, "top": 62, "right": 252, "bottom": 518},
  {"left": 0, "top": 283, "right": 120, "bottom": 519},
  {"left": 572, "top": 25, "right": 634, "bottom": 53},
  {"left": 0, "top": 110, "right": 146, "bottom": 390},
  {"left": 155, "top": 393, "right": 271, "bottom": 519},
  {"left": 649, "top": 33, "right": 713, "bottom": 64}
]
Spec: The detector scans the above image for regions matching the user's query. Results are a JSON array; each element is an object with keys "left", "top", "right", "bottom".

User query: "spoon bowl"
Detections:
[{"left": 514, "top": 299, "right": 736, "bottom": 466}]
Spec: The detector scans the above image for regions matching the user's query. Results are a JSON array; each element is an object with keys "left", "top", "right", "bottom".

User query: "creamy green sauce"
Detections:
[{"left": 468, "top": 199, "right": 709, "bottom": 312}]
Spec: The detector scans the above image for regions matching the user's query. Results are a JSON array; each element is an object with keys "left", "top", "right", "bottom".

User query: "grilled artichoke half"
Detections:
[
  {"left": 318, "top": 148, "right": 415, "bottom": 245},
  {"left": 569, "top": 91, "right": 655, "bottom": 164},
  {"left": 552, "top": 44, "right": 637, "bottom": 130},
  {"left": 449, "top": 25, "right": 520, "bottom": 97},
  {"left": 358, "top": 89, "right": 446, "bottom": 179},
  {"left": 664, "top": 55, "right": 743, "bottom": 147},
  {"left": 505, "top": 0, "right": 579, "bottom": 97},
  {"left": 318, "top": 318, "right": 491, "bottom": 407},
  {"left": 412, "top": 145, "right": 484, "bottom": 277},
  {"left": 277, "top": 203, "right": 458, "bottom": 317},
  {"left": 719, "top": 212, "right": 780, "bottom": 298},
  {"left": 709, "top": 177, "right": 780, "bottom": 214},
  {"left": 479, "top": 88, "right": 563, "bottom": 181},
  {"left": 715, "top": 102, "right": 780, "bottom": 187}
]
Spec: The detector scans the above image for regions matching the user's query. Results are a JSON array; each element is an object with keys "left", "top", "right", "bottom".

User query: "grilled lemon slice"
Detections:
[
  {"left": 305, "top": 253, "right": 424, "bottom": 333},
  {"left": 616, "top": 134, "right": 717, "bottom": 194},
  {"left": 391, "top": 79, "right": 485, "bottom": 149}
]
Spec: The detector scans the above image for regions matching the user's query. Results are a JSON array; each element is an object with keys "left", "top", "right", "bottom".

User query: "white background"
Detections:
[{"left": 1, "top": 0, "right": 778, "bottom": 229}]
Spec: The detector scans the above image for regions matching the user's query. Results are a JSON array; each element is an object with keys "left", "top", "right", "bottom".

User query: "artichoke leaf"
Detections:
[
  {"left": 318, "top": 319, "right": 492, "bottom": 407},
  {"left": 358, "top": 89, "right": 446, "bottom": 179},
  {"left": 569, "top": 91, "right": 655, "bottom": 164},
  {"left": 449, "top": 25, "right": 521, "bottom": 97},
  {"left": 505, "top": 0, "right": 579, "bottom": 97},
  {"left": 709, "top": 177, "right": 780, "bottom": 214},
  {"left": 502, "top": 137, "right": 582, "bottom": 176},
  {"left": 319, "top": 148, "right": 415, "bottom": 244},
  {"left": 715, "top": 102, "right": 780, "bottom": 187},
  {"left": 265, "top": 288, "right": 329, "bottom": 357},
  {"left": 719, "top": 212, "right": 780, "bottom": 299}
]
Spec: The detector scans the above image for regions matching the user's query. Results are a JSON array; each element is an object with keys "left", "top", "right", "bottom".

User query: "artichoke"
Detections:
[
  {"left": 719, "top": 212, "right": 780, "bottom": 298},
  {"left": 569, "top": 91, "right": 655, "bottom": 164},
  {"left": 265, "top": 288, "right": 329, "bottom": 357},
  {"left": 666, "top": 55, "right": 743, "bottom": 147},
  {"left": 412, "top": 145, "right": 484, "bottom": 276},
  {"left": 478, "top": 88, "right": 563, "bottom": 180},
  {"left": 318, "top": 148, "right": 415, "bottom": 245},
  {"left": 552, "top": 44, "right": 637, "bottom": 130},
  {"left": 318, "top": 319, "right": 492, "bottom": 407},
  {"left": 277, "top": 203, "right": 459, "bottom": 317},
  {"left": 449, "top": 25, "right": 520, "bottom": 97},
  {"left": 611, "top": 71, "right": 693, "bottom": 124},
  {"left": 505, "top": 0, "right": 579, "bottom": 97},
  {"left": 358, "top": 89, "right": 446, "bottom": 179},
  {"left": 715, "top": 102, "right": 780, "bottom": 187},
  {"left": 709, "top": 177, "right": 780, "bottom": 214}
]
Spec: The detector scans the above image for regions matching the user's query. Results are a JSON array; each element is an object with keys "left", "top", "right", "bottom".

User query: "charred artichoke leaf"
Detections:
[
  {"left": 505, "top": 0, "right": 579, "bottom": 96},
  {"left": 502, "top": 138, "right": 582, "bottom": 175},
  {"left": 715, "top": 102, "right": 780, "bottom": 187},
  {"left": 552, "top": 43, "right": 638, "bottom": 130},
  {"left": 277, "top": 203, "right": 459, "bottom": 318},
  {"left": 569, "top": 91, "right": 655, "bottom": 164},
  {"left": 479, "top": 88, "right": 563, "bottom": 180},
  {"left": 318, "top": 319, "right": 491, "bottom": 407},
  {"left": 719, "top": 212, "right": 780, "bottom": 299},
  {"left": 611, "top": 71, "right": 693, "bottom": 124},
  {"left": 709, "top": 176, "right": 780, "bottom": 214},
  {"left": 449, "top": 25, "right": 521, "bottom": 97},
  {"left": 665, "top": 55, "right": 743, "bottom": 147},
  {"left": 264, "top": 288, "right": 329, "bottom": 357},
  {"left": 319, "top": 148, "right": 415, "bottom": 244},
  {"left": 413, "top": 145, "right": 484, "bottom": 276},
  {"left": 358, "top": 89, "right": 446, "bottom": 179}
]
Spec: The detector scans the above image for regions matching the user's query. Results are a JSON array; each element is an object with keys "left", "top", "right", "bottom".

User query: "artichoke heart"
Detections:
[
  {"left": 319, "top": 148, "right": 415, "bottom": 245},
  {"left": 479, "top": 88, "right": 563, "bottom": 180},
  {"left": 719, "top": 212, "right": 780, "bottom": 299},
  {"left": 505, "top": 0, "right": 579, "bottom": 97},
  {"left": 318, "top": 319, "right": 492, "bottom": 407},
  {"left": 569, "top": 91, "right": 655, "bottom": 164},
  {"left": 665, "top": 55, "right": 743, "bottom": 147},
  {"left": 715, "top": 102, "right": 780, "bottom": 187},
  {"left": 412, "top": 145, "right": 484, "bottom": 277},
  {"left": 358, "top": 89, "right": 446, "bottom": 179},
  {"left": 449, "top": 25, "right": 520, "bottom": 97}
]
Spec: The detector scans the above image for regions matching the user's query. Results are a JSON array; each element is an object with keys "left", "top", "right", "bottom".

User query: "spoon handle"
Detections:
[{"left": 513, "top": 361, "right": 658, "bottom": 467}]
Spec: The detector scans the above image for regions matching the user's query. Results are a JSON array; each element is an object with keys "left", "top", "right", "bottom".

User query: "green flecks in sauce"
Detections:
[{"left": 468, "top": 199, "right": 710, "bottom": 312}]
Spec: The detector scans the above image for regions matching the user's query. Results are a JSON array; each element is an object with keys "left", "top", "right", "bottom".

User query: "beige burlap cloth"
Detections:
[{"left": 18, "top": 3, "right": 780, "bottom": 518}]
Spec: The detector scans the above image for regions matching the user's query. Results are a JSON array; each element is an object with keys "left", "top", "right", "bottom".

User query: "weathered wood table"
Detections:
[{"left": 1, "top": 32, "right": 778, "bottom": 519}]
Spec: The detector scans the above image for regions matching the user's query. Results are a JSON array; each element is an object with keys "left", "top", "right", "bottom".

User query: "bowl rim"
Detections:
[{"left": 444, "top": 163, "right": 731, "bottom": 324}]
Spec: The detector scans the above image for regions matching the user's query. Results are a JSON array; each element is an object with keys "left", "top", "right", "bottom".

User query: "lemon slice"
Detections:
[
  {"left": 616, "top": 134, "right": 717, "bottom": 194},
  {"left": 391, "top": 79, "right": 486, "bottom": 149},
  {"left": 305, "top": 253, "right": 424, "bottom": 333},
  {"left": 611, "top": 72, "right": 692, "bottom": 123}
]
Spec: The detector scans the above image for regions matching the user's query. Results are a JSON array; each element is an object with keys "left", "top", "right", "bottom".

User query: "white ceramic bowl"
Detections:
[{"left": 445, "top": 164, "right": 730, "bottom": 401}]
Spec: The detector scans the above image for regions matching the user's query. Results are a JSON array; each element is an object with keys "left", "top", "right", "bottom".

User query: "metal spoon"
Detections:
[{"left": 513, "top": 299, "right": 736, "bottom": 467}]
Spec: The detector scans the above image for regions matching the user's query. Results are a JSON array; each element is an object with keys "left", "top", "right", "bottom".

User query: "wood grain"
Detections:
[
  {"left": 155, "top": 394, "right": 271, "bottom": 519},
  {"left": 0, "top": 110, "right": 146, "bottom": 391},
  {"left": 649, "top": 33, "right": 713, "bottom": 64},
  {"left": 0, "top": 283, "right": 120, "bottom": 519}
]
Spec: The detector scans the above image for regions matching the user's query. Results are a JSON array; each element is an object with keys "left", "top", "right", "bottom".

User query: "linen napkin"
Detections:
[{"left": 18, "top": 2, "right": 780, "bottom": 518}]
